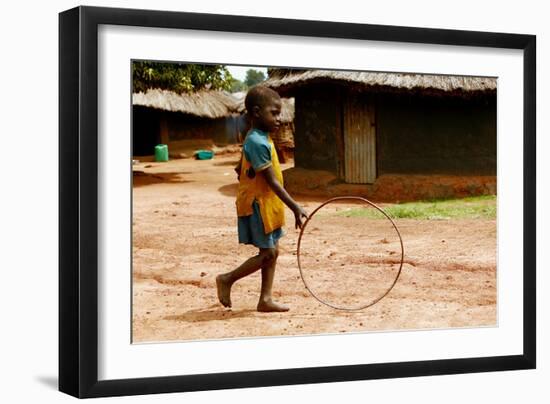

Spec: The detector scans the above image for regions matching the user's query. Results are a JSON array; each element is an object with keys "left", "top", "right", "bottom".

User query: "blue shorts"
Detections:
[{"left": 238, "top": 200, "right": 283, "bottom": 249}]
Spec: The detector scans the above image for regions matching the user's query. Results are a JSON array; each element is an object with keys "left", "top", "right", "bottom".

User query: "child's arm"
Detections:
[
  {"left": 234, "top": 159, "right": 242, "bottom": 180},
  {"left": 234, "top": 151, "right": 243, "bottom": 180},
  {"left": 260, "top": 166, "right": 308, "bottom": 229}
]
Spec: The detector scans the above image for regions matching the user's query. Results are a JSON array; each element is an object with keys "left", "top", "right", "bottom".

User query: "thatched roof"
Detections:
[
  {"left": 132, "top": 89, "right": 239, "bottom": 119},
  {"left": 232, "top": 91, "right": 295, "bottom": 123},
  {"left": 264, "top": 69, "right": 497, "bottom": 96}
]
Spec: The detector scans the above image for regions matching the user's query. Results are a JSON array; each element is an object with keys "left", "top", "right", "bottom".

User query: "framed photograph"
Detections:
[{"left": 59, "top": 6, "right": 536, "bottom": 398}]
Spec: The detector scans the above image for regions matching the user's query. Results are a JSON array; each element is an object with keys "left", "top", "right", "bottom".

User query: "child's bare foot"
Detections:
[
  {"left": 216, "top": 274, "right": 232, "bottom": 308},
  {"left": 257, "top": 298, "right": 289, "bottom": 312}
]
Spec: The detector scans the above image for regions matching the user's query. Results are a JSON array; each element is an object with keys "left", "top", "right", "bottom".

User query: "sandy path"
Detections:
[{"left": 132, "top": 154, "right": 496, "bottom": 343}]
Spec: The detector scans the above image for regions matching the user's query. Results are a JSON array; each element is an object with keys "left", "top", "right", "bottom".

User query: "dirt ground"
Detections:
[{"left": 132, "top": 153, "right": 496, "bottom": 343}]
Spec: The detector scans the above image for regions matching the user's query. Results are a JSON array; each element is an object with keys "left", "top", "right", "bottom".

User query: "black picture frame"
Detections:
[{"left": 59, "top": 5, "right": 536, "bottom": 399}]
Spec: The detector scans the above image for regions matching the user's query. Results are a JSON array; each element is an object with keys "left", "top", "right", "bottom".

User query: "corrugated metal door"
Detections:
[{"left": 344, "top": 95, "right": 376, "bottom": 184}]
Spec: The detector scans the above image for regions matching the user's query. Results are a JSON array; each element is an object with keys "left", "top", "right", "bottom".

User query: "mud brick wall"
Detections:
[
  {"left": 376, "top": 93, "right": 496, "bottom": 175},
  {"left": 165, "top": 113, "right": 238, "bottom": 145},
  {"left": 132, "top": 107, "right": 240, "bottom": 156},
  {"left": 293, "top": 85, "right": 340, "bottom": 172}
]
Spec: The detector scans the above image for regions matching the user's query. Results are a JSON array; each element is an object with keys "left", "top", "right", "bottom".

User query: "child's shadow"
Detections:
[
  {"left": 218, "top": 183, "right": 238, "bottom": 197},
  {"left": 165, "top": 305, "right": 255, "bottom": 323}
]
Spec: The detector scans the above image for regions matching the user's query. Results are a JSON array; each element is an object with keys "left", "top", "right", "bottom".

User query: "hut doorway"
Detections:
[
  {"left": 343, "top": 95, "right": 376, "bottom": 184},
  {"left": 132, "top": 106, "right": 161, "bottom": 156}
]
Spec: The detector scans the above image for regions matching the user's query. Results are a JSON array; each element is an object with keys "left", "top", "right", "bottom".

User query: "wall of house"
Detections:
[
  {"left": 165, "top": 113, "right": 239, "bottom": 145},
  {"left": 293, "top": 85, "right": 341, "bottom": 172},
  {"left": 270, "top": 123, "right": 294, "bottom": 163},
  {"left": 132, "top": 106, "right": 240, "bottom": 156},
  {"left": 376, "top": 92, "right": 497, "bottom": 175}
]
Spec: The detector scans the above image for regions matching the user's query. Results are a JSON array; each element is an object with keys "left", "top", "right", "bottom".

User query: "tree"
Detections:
[
  {"left": 244, "top": 69, "right": 266, "bottom": 87},
  {"left": 132, "top": 62, "right": 234, "bottom": 94},
  {"left": 229, "top": 77, "right": 248, "bottom": 93}
]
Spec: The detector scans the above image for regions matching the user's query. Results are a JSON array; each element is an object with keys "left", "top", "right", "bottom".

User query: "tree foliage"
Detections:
[
  {"left": 244, "top": 69, "right": 266, "bottom": 87},
  {"left": 132, "top": 62, "right": 234, "bottom": 94},
  {"left": 229, "top": 77, "right": 248, "bottom": 93}
]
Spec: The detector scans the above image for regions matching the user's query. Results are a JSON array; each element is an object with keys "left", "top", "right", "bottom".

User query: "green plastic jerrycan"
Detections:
[{"left": 154, "top": 144, "right": 169, "bottom": 162}]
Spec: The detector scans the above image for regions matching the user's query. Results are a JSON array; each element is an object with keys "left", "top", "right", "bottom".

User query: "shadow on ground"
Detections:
[
  {"left": 218, "top": 183, "right": 238, "bottom": 197},
  {"left": 164, "top": 305, "right": 256, "bottom": 323},
  {"left": 213, "top": 159, "right": 240, "bottom": 167},
  {"left": 133, "top": 171, "right": 195, "bottom": 187}
]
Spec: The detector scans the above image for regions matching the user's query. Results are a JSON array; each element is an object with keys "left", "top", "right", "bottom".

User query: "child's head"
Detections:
[{"left": 244, "top": 85, "right": 282, "bottom": 133}]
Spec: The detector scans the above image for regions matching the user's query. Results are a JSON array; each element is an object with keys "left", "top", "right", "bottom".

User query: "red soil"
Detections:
[{"left": 132, "top": 154, "right": 496, "bottom": 343}]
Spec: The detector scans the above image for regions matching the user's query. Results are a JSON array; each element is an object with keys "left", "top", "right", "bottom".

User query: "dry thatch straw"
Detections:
[
  {"left": 132, "top": 89, "right": 240, "bottom": 119},
  {"left": 264, "top": 69, "right": 497, "bottom": 96},
  {"left": 232, "top": 91, "right": 295, "bottom": 123}
]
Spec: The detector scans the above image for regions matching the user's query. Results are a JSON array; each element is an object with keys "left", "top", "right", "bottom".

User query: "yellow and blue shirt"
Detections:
[{"left": 236, "top": 128, "right": 285, "bottom": 248}]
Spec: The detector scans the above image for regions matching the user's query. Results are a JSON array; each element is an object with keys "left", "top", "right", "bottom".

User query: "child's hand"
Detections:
[{"left": 293, "top": 206, "right": 309, "bottom": 230}]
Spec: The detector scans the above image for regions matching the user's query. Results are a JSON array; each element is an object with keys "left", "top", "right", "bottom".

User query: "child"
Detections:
[{"left": 216, "top": 86, "right": 308, "bottom": 312}]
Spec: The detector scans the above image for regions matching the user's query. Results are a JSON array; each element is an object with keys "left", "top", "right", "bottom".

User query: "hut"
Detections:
[
  {"left": 132, "top": 89, "right": 241, "bottom": 157},
  {"left": 263, "top": 69, "right": 497, "bottom": 200},
  {"left": 232, "top": 91, "right": 296, "bottom": 162}
]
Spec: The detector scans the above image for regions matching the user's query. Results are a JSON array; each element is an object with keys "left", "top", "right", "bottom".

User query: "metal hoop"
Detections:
[{"left": 296, "top": 196, "right": 405, "bottom": 311}]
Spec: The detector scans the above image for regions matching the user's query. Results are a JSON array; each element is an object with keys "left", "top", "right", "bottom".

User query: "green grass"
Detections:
[{"left": 337, "top": 195, "right": 496, "bottom": 220}]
